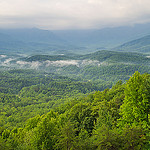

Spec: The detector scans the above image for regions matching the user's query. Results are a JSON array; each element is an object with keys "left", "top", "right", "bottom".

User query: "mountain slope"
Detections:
[
  {"left": 14, "top": 50, "right": 150, "bottom": 68},
  {"left": 0, "top": 28, "right": 71, "bottom": 54},
  {"left": 53, "top": 23, "right": 150, "bottom": 48},
  {"left": 112, "top": 35, "right": 150, "bottom": 53},
  {"left": 0, "top": 28, "right": 65, "bottom": 43}
]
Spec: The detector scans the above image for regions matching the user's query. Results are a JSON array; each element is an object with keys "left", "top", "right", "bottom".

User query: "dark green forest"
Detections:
[{"left": 0, "top": 70, "right": 150, "bottom": 150}]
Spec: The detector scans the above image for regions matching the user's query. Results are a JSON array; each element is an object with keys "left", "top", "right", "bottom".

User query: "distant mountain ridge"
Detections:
[
  {"left": 0, "top": 28, "right": 70, "bottom": 54},
  {"left": 53, "top": 23, "right": 150, "bottom": 48},
  {"left": 0, "top": 23, "right": 150, "bottom": 54},
  {"left": 0, "top": 28, "right": 64, "bottom": 43},
  {"left": 112, "top": 35, "right": 150, "bottom": 53}
]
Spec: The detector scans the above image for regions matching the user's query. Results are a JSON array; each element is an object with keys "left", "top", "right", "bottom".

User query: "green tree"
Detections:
[
  {"left": 30, "top": 111, "right": 59, "bottom": 150},
  {"left": 120, "top": 125, "right": 148, "bottom": 150},
  {"left": 119, "top": 71, "right": 150, "bottom": 127},
  {"left": 54, "top": 121, "right": 77, "bottom": 150},
  {"left": 0, "top": 136, "right": 11, "bottom": 150},
  {"left": 118, "top": 72, "right": 150, "bottom": 149},
  {"left": 92, "top": 125, "right": 121, "bottom": 150}
]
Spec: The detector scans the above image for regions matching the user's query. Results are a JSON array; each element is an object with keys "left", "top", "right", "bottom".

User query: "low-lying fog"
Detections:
[{"left": 0, "top": 55, "right": 101, "bottom": 70}]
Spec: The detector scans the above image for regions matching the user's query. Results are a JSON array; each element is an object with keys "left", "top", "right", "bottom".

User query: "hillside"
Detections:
[
  {"left": 78, "top": 50, "right": 150, "bottom": 63},
  {"left": 24, "top": 50, "right": 150, "bottom": 64},
  {"left": 0, "top": 71, "right": 150, "bottom": 149},
  {"left": 0, "top": 28, "right": 74, "bottom": 55},
  {"left": 53, "top": 23, "right": 150, "bottom": 48},
  {"left": 113, "top": 35, "right": 150, "bottom": 53},
  {"left": 0, "top": 28, "right": 63, "bottom": 43},
  {"left": 1, "top": 50, "right": 150, "bottom": 84}
]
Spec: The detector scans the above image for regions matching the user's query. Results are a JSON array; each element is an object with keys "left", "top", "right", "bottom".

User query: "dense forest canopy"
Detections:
[
  {"left": 0, "top": 71, "right": 150, "bottom": 150},
  {"left": 0, "top": 45, "right": 150, "bottom": 149}
]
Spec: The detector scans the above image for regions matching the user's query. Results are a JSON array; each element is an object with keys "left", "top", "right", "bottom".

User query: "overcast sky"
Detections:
[{"left": 0, "top": 0, "right": 150, "bottom": 30}]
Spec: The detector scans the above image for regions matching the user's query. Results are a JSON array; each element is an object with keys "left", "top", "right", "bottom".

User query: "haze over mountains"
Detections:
[
  {"left": 53, "top": 23, "right": 150, "bottom": 48},
  {"left": 112, "top": 35, "right": 150, "bottom": 53},
  {"left": 0, "top": 23, "right": 150, "bottom": 55}
]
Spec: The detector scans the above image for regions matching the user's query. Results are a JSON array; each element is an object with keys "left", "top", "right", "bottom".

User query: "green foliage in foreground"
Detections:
[{"left": 0, "top": 71, "right": 150, "bottom": 149}]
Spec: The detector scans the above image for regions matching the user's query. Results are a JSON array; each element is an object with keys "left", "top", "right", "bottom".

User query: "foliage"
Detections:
[
  {"left": 119, "top": 71, "right": 150, "bottom": 128},
  {"left": 0, "top": 70, "right": 150, "bottom": 149}
]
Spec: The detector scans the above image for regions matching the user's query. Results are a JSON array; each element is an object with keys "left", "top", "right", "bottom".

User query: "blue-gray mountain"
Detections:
[
  {"left": 0, "top": 23, "right": 150, "bottom": 54},
  {"left": 112, "top": 35, "right": 150, "bottom": 53}
]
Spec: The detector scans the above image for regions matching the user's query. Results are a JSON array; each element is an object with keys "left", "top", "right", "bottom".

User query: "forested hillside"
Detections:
[
  {"left": 113, "top": 35, "right": 150, "bottom": 53},
  {"left": 0, "top": 69, "right": 107, "bottom": 129},
  {"left": 1, "top": 50, "right": 150, "bottom": 83},
  {"left": 0, "top": 49, "right": 150, "bottom": 150},
  {"left": 0, "top": 71, "right": 150, "bottom": 149}
]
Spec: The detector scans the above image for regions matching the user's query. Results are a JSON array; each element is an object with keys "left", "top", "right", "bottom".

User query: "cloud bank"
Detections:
[{"left": 0, "top": 0, "right": 150, "bottom": 29}]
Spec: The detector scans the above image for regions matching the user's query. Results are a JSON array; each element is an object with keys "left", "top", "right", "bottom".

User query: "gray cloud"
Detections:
[{"left": 0, "top": 0, "right": 150, "bottom": 29}]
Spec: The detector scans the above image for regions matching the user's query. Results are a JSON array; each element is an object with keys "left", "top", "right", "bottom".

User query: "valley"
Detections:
[{"left": 0, "top": 24, "right": 150, "bottom": 149}]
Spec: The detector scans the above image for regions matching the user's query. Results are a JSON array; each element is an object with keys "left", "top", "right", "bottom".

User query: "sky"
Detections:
[{"left": 0, "top": 0, "right": 150, "bottom": 30}]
